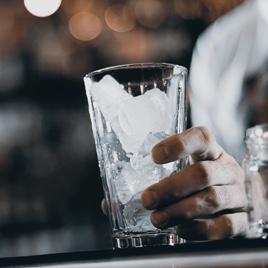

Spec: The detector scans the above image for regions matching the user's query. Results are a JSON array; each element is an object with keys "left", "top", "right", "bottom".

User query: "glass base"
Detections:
[{"left": 113, "top": 232, "right": 185, "bottom": 249}]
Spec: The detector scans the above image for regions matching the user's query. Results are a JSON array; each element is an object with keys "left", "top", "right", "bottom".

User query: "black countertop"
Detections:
[{"left": 1, "top": 239, "right": 268, "bottom": 267}]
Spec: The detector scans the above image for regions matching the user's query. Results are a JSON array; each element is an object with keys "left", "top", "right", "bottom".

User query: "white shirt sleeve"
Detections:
[{"left": 189, "top": 0, "right": 268, "bottom": 161}]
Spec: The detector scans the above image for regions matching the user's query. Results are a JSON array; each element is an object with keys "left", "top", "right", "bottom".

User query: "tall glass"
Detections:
[{"left": 84, "top": 63, "right": 187, "bottom": 248}]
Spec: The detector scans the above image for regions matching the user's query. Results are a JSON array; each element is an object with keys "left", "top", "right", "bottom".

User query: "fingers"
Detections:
[
  {"left": 145, "top": 126, "right": 247, "bottom": 241},
  {"left": 141, "top": 159, "right": 237, "bottom": 210},
  {"left": 152, "top": 126, "right": 223, "bottom": 164},
  {"left": 177, "top": 213, "right": 248, "bottom": 240},
  {"left": 150, "top": 185, "right": 247, "bottom": 229}
]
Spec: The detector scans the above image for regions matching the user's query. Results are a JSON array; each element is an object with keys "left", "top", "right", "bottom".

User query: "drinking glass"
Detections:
[
  {"left": 243, "top": 123, "right": 268, "bottom": 238},
  {"left": 84, "top": 63, "right": 187, "bottom": 248}
]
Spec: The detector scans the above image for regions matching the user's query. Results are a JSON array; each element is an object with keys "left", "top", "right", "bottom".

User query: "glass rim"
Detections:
[{"left": 84, "top": 62, "right": 188, "bottom": 79}]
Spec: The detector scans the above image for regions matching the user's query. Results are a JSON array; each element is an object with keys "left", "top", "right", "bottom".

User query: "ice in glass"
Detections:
[{"left": 84, "top": 63, "right": 187, "bottom": 248}]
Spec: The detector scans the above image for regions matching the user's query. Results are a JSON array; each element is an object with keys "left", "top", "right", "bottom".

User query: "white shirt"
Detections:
[{"left": 189, "top": 0, "right": 268, "bottom": 162}]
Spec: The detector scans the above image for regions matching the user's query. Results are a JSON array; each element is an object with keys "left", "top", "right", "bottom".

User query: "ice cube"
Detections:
[
  {"left": 114, "top": 162, "right": 140, "bottom": 204},
  {"left": 118, "top": 88, "right": 172, "bottom": 152},
  {"left": 115, "top": 132, "right": 176, "bottom": 205},
  {"left": 123, "top": 193, "right": 157, "bottom": 232},
  {"left": 115, "top": 133, "right": 179, "bottom": 231},
  {"left": 115, "top": 160, "right": 161, "bottom": 204},
  {"left": 90, "top": 75, "right": 132, "bottom": 123},
  {"left": 130, "top": 132, "right": 173, "bottom": 179},
  {"left": 133, "top": 131, "right": 168, "bottom": 159},
  {"left": 88, "top": 75, "right": 173, "bottom": 154}
]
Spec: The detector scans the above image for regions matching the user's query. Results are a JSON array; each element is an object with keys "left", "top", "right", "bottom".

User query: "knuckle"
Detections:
[
  {"left": 196, "top": 126, "right": 213, "bottom": 145},
  {"left": 204, "top": 186, "right": 221, "bottom": 209},
  {"left": 219, "top": 155, "right": 245, "bottom": 185},
  {"left": 195, "top": 161, "right": 211, "bottom": 185},
  {"left": 175, "top": 134, "right": 187, "bottom": 153},
  {"left": 227, "top": 157, "right": 245, "bottom": 184}
]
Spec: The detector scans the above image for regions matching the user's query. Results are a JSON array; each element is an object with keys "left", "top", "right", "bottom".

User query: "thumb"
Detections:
[{"left": 152, "top": 126, "right": 223, "bottom": 163}]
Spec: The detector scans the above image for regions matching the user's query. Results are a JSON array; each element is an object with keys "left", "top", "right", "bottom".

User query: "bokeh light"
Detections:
[
  {"left": 69, "top": 12, "right": 103, "bottom": 41},
  {"left": 24, "top": 0, "right": 62, "bottom": 17},
  {"left": 105, "top": 5, "right": 136, "bottom": 33},
  {"left": 62, "top": 0, "right": 95, "bottom": 15},
  {"left": 112, "top": 29, "right": 152, "bottom": 62},
  {"left": 134, "top": 0, "right": 166, "bottom": 29}
]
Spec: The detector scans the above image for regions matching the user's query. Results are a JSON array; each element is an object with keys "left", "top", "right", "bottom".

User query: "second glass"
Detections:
[
  {"left": 84, "top": 63, "right": 187, "bottom": 248},
  {"left": 243, "top": 124, "right": 268, "bottom": 238}
]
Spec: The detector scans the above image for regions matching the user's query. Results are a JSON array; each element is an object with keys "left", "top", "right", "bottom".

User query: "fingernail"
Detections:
[
  {"left": 152, "top": 144, "right": 169, "bottom": 163},
  {"left": 141, "top": 190, "right": 159, "bottom": 209},
  {"left": 151, "top": 211, "right": 169, "bottom": 228}
]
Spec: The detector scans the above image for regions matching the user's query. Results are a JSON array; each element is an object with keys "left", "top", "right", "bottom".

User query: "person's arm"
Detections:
[
  {"left": 189, "top": 0, "right": 262, "bottom": 161},
  {"left": 141, "top": 126, "right": 248, "bottom": 240}
]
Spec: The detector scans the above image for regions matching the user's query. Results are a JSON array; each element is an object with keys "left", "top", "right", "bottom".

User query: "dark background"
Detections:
[{"left": 0, "top": 0, "right": 244, "bottom": 257}]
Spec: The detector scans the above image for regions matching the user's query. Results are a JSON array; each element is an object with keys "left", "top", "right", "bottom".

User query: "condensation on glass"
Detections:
[{"left": 84, "top": 63, "right": 187, "bottom": 248}]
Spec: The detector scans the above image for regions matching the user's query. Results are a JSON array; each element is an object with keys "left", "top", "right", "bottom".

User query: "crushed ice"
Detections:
[{"left": 88, "top": 75, "right": 176, "bottom": 231}]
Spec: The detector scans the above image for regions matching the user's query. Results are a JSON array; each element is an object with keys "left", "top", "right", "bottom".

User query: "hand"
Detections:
[{"left": 141, "top": 126, "right": 248, "bottom": 240}]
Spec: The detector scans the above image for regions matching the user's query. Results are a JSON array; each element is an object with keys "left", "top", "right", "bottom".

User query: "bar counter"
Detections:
[{"left": 0, "top": 239, "right": 268, "bottom": 268}]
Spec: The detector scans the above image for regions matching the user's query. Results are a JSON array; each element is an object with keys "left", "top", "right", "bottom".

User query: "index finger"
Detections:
[{"left": 152, "top": 126, "right": 223, "bottom": 164}]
